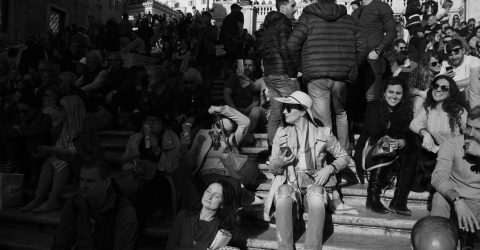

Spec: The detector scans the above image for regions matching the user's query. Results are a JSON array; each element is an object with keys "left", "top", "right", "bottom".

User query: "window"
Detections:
[
  {"left": 189, "top": 0, "right": 194, "bottom": 6},
  {"left": 0, "top": 0, "right": 8, "bottom": 33},
  {"left": 49, "top": 7, "right": 66, "bottom": 34}
]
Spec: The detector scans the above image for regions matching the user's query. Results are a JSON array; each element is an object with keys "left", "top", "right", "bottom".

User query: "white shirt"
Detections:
[{"left": 440, "top": 55, "right": 480, "bottom": 90}]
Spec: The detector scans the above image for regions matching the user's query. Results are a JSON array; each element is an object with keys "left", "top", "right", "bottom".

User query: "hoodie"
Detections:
[
  {"left": 261, "top": 11, "right": 296, "bottom": 78},
  {"left": 287, "top": 1, "right": 361, "bottom": 83}
]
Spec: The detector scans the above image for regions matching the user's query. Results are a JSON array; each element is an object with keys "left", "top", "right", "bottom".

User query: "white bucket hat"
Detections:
[{"left": 275, "top": 91, "right": 316, "bottom": 125}]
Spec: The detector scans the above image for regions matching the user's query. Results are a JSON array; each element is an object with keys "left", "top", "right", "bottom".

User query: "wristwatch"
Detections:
[
  {"left": 452, "top": 196, "right": 464, "bottom": 203},
  {"left": 374, "top": 48, "right": 383, "bottom": 56}
]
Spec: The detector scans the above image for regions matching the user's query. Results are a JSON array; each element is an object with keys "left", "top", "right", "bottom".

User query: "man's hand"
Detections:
[
  {"left": 314, "top": 166, "right": 333, "bottom": 186},
  {"left": 444, "top": 70, "right": 456, "bottom": 78},
  {"left": 454, "top": 199, "right": 480, "bottom": 233},
  {"left": 368, "top": 50, "right": 379, "bottom": 60}
]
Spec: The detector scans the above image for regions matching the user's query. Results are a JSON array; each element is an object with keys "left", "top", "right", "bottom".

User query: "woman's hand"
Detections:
[
  {"left": 388, "top": 138, "right": 406, "bottom": 150},
  {"left": 422, "top": 133, "right": 436, "bottom": 151},
  {"left": 208, "top": 105, "right": 222, "bottom": 114},
  {"left": 418, "top": 90, "right": 427, "bottom": 99},
  {"left": 314, "top": 166, "right": 333, "bottom": 186},
  {"left": 444, "top": 69, "right": 456, "bottom": 78},
  {"left": 368, "top": 50, "right": 379, "bottom": 60},
  {"left": 33, "top": 145, "right": 53, "bottom": 159}
]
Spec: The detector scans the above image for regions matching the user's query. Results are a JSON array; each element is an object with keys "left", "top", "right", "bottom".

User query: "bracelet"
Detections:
[{"left": 452, "top": 196, "right": 464, "bottom": 203}]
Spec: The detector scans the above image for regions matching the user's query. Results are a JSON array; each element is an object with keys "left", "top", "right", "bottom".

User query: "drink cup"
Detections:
[{"left": 210, "top": 229, "right": 232, "bottom": 249}]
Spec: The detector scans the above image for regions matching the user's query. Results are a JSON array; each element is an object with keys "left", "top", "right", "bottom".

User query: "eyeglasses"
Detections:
[
  {"left": 431, "top": 83, "right": 450, "bottom": 92},
  {"left": 447, "top": 47, "right": 462, "bottom": 55},
  {"left": 430, "top": 61, "right": 439, "bottom": 67},
  {"left": 283, "top": 104, "right": 304, "bottom": 113},
  {"left": 398, "top": 46, "right": 406, "bottom": 51}
]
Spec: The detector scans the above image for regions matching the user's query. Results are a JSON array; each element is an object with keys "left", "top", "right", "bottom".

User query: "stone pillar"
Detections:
[
  {"left": 465, "top": 0, "right": 480, "bottom": 23},
  {"left": 241, "top": 5, "right": 257, "bottom": 34}
]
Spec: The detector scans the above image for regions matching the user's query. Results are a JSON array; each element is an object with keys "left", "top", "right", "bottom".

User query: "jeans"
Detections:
[
  {"left": 307, "top": 79, "right": 349, "bottom": 150},
  {"left": 248, "top": 107, "right": 267, "bottom": 133},
  {"left": 365, "top": 58, "right": 386, "bottom": 102},
  {"left": 264, "top": 75, "right": 299, "bottom": 146},
  {"left": 275, "top": 184, "right": 327, "bottom": 250},
  {"left": 431, "top": 192, "right": 480, "bottom": 220}
]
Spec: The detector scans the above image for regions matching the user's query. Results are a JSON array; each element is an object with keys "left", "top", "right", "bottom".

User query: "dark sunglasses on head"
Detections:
[
  {"left": 430, "top": 61, "right": 439, "bottom": 67},
  {"left": 447, "top": 47, "right": 462, "bottom": 55},
  {"left": 431, "top": 83, "right": 450, "bottom": 92}
]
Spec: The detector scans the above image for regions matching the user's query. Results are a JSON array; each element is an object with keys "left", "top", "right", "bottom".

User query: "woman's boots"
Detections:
[
  {"left": 389, "top": 151, "right": 417, "bottom": 216},
  {"left": 366, "top": 167, "right": 389, "bottom": 214}
]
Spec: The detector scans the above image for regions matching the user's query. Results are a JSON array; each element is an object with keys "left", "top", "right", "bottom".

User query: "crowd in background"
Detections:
[{"left": 0, "top": 0, "right": 480, "bottom": 249}]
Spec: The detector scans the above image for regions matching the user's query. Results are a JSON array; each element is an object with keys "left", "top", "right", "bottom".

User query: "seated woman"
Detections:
[
  {"left": 181, "top": 105, "right": 258, "bottom": 204},
  {"left": 354, "top": 79, "right": 414, "bottom": 215},
  {"left": 166, "top": 180, "right": 236, "bottom": 250},
  {"left": 121, "top": 112, "right": 181, "bottom": 230},
  {"left": 409, "top": 75, "right": 467, "bottom": 208},
  {"left": 410, "top": 75, "right": 467, "bottom": 153},
  {"left": 21, "top": 95, "right": 103, "bottom": 212},
  {"left": 407, "top": 52, "right": 441, "bottom": 116}
]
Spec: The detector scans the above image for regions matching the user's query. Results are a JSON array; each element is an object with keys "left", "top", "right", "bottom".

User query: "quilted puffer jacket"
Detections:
[
  {"left": 287, "top": 1, "right": 361, "bottom": 83},
  {"left": 261, "top": 11, "right": 296, "bottom": 78}
]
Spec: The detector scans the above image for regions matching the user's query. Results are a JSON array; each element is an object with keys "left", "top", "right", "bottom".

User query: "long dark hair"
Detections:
[
  {"left": 424, "top": 75, "right": 466, "bottom": 133},
  {"left": 187, "top": 180, "right": 237, "bottom": 232},
  {"left": 378, "top": 78, "right": 412, "bottom": 130}
]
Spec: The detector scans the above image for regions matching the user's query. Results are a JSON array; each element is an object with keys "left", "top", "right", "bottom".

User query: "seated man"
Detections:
[
  {"left": 411, "top": 216, "right": 458, "bottom": 250},
  {"left": 440, "top": 39, "right": 480, "bottom": 107},
  {"left": 224, "top": 56, "right": 267, "bottom": 136},
  {"left": 431, "top": 106, "right": 480, "bottom": 247},
  {"left": 52, "top": 162, "right": 137, "bottom": 250},
  {"left": 263, "top": 91, "right": 349, "bottom": 250}
]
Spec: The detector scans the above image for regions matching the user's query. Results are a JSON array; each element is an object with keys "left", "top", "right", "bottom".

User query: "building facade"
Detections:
[{"left": 0, "top": 0, "right": 129, "bottom": 45}]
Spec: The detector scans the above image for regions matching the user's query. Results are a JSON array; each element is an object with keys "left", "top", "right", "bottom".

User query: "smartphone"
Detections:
[
  {"left": 280, "top": 147, "right": 292, "bottom": 157},
  {"left": 446, "top": 66, "right": 453, "bottom": 71}
]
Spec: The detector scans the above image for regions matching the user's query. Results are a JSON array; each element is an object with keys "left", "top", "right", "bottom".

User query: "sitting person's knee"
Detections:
[
  {"left": 306, "top": 185, "right": 327, "bottom": 205},
  {"left": 277, "top": 184, "right": 294, "bottom": 198}
]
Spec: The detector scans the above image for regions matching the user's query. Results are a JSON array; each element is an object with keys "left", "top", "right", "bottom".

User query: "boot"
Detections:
[
  {"left": 389, "top": 150, "right": 416, "bottom": 216},
  {"left": 366, "top": 168, "right": 389, "bottom": 214},
  {"left": 389, "top": 189, "right": 412, "bottom": 216}
]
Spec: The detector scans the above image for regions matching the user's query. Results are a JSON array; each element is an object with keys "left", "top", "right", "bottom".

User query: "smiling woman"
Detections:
[{"left": 354, "top": 78, "right": 414, "bottom": 215}]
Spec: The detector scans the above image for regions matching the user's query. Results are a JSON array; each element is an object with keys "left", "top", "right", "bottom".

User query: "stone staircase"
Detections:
[{"left": 0, "top": 130, "right": 429, "bottom": 250}]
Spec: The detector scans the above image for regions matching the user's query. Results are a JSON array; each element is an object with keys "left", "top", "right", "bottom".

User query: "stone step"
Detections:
[
  {"left": 238, "top": 196, "right": 427, "bottom": 239},
  {"left": 252, "top": 182, "right": 429, "bottom": 204},
  {"left": 0, "top": 221, "right": 165, "bottom": 250}
]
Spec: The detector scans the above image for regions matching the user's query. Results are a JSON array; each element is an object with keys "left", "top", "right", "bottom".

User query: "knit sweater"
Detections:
[
  {"left": 432, "top": 136, "right": 480, "bottom": 200},
  {"left": 409, "top": 107, "right": 467, "bottom": 145}
]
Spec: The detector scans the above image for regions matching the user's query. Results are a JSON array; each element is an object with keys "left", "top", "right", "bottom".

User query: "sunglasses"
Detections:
[
  {"left": 431, "top": 83, "right": 450, "bottom": 92},
  {"left": 284, "top": 104, "right": 304, "bottom": 113},
  {"left": 447, "top": 47, "right": 462, "bottom": 55},
  {"left": 398, "top": 46, "right": 406, "bottom": 51},
  {"left": 430, "top": 61, "right": 439, "bottom": 67}
]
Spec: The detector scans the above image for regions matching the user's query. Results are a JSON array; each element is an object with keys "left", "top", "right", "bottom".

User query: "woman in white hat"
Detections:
[{"left": 263, "top": 91, "right": 350, "bottom": 250}]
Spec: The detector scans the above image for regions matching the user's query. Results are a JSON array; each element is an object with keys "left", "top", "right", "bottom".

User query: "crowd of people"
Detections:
[{"left": 0, "top": 0, "right": 480, "bottom": 249}]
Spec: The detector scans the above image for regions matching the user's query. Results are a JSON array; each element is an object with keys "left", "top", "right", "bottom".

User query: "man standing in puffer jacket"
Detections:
[
  {"left": 261, "top": 0, "right": 299, "bottom": 151},
  {"left": 287, "top": 0, "right": 363, "bottom": 151}
]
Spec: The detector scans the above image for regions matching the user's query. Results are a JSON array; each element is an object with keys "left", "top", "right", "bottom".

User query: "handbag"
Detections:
[
  {"left": 361, "top": 135, "right": 399, "bottom": 171},
  {"left": 216, "top": 115, "right": 259, "bottom": 185}
]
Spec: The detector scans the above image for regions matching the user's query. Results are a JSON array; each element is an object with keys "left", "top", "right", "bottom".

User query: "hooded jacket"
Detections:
[
  {"left": 287, "top": 1, "right": 361, "bottom": 83},
  {"left": 261, "top": 11, "right": 296, "bottom": 78}
]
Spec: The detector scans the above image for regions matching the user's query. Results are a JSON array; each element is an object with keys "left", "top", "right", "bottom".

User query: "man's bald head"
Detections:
[{"left": 411, "top": 216, "right": 458, "bottom": 250}]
